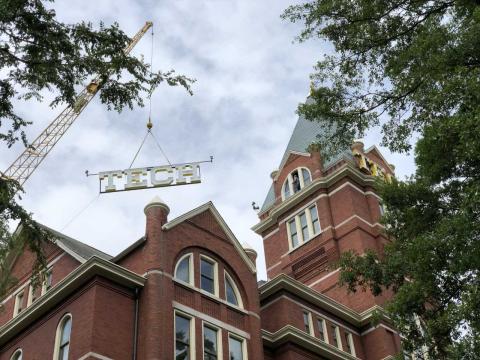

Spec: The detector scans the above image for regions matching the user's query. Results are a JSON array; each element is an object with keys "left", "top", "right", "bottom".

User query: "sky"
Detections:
[{"left": 1, "top": 0, "right": 416, "bottom": 280}]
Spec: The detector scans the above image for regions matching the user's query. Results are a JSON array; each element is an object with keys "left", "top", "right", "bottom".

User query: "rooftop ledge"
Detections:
[
  {"left": 0, "top": 256, "right": 145, "bottom": 347},
  {"left": 259, "top": 274, "right": 390, "bottom": 328}
]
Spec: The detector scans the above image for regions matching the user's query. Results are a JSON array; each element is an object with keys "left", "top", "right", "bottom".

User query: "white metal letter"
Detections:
[
  {"left": 125, "top": 168, "right": 148, "bottom": 190},
  {"left": 99, "top": 170, "right": 124, "bottom": 192},
  {"left": 150, "top": 166, "right": 174, "bottom": 187}
]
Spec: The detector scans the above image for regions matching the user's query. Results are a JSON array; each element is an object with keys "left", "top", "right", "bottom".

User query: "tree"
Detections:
[
  {"left": 283, "top": 0, "right": 480, "bottom": 358},
  {"left": 0, "top": 0, "right": 193, "bottom": 301}
]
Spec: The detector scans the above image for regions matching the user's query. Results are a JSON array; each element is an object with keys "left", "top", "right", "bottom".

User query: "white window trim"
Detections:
[
  {"left": 41, "top": 268, "right": 52, "bottom": 295},
  {"left": 27, "top": 284, "right": 35, "bottom": 306},
  {"left": 175, "top": 310, "right": 196, "bottom": 360},
  {"left": 224, "top": 271, "right": 244, "bottom": 309},
  {"left": 287, "top": 205, "right": 321, "bottom": 250},
  {"left": 281, "top": 167, "right": 312, "bottom": 201},
  {"left": 345, "top": 332, "right": 356, "bottom": 357},
  {"left": 53, "top": 313, "right": 72, "bottom": 360},
  {"left": 13, "top": 291, "right": 24, "bottom": 317},
  {"left": 200, "top": 255, "right": 219, "bottom": 297},
  {"left": 10, "top": 348, "right": 22, "bottom": 360},
  {"left": 302, "top": 311, "right": 315, "bottom": 337},
  {"left": 317, "top": 317, "right": 329, "bottom": 344},
  {"left": 202, "top": 321, "right": 222, "bottom": 360},
  {"left": 331, "top": 325, "right": 343, "bottom": 351},
  {"left": 228, "top": 333, "right": 248, "bottom": 360},
  {"left": 174, "top": 253, "right": 194, "bottom": 285}
]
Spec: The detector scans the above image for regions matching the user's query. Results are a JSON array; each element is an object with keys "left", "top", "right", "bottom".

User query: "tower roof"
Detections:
[{"left": 259, "top": 109, "right": 352, "bottom": 213}]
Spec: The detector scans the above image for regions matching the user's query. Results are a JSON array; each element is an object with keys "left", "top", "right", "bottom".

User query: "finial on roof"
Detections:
[{"left": 144, "top": 195, "right": 170, "bottom": 215}]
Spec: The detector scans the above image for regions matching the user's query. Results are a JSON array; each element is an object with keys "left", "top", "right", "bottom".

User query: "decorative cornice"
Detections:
[
  {"left": 262, "top": 325, "right": 358, "bottom": 360},
  {"left": 0, "top": 256, "right": 145, "bottom": 347},
  {"left": 259, "top": 274, "right": 390, "bottom": 328},
  {"left": 253, "top": 164, "right": 376, "bottom": 233},
  {"left": 162, "top": 202, "right": 256, "bottom": 274}
]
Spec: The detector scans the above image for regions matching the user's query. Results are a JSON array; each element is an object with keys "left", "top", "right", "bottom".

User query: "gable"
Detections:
[
  {"left": 187, "top": 209, "right": 230, "bottom": 241},
  {"left": 163, "top": 202, "right": 256, "bottom": 274},
  {"left": 364, "top": 146, "right": 395, "bottom": 174}
]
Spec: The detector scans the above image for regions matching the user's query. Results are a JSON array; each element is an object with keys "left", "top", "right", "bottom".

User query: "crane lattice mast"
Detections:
[{"left": 3, "top": 22, "right": 153, "bottom": 187}]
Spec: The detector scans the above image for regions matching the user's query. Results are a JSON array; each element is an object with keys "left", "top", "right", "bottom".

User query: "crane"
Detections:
[{"left": 2, "top": 22, "right": 153, "bottom": 188}]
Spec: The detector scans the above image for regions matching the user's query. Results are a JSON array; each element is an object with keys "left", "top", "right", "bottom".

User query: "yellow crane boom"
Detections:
[{"left": 3, "top": 22, "right": 153, "bottom": 187}]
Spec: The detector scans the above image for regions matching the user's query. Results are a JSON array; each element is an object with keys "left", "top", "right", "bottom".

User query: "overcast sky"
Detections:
[{"left": 1, "top": 0, "right": 415, "bottom": 280}]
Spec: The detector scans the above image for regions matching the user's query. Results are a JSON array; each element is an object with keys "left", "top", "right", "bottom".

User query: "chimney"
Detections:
[{"left": 144, "top": 195, "right": 170, "bottom": 234}]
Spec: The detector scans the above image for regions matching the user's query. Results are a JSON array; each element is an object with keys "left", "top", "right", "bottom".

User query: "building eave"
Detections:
[
  {"left": 252, "top": 164, "right": 376, "bottom": 234},
  {"left": 162, "top": 202, "right": 257, "bottom": 274},
  {"left": 259, "top": 274, "right": 390, "bottom": 328},
  {"left": 0, "top": 256, "right": 145, "bottom": 347},
  {"left": 262, "top": 325, "right": 358, "bottom": 360},
  {"left": 364, "top": 145, "right": 395, "bottom": 174}
]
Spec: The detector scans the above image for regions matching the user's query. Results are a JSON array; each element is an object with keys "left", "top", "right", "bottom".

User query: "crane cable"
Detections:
[{"left": 128, "top": 25, "right": 172, "bottom": 168}]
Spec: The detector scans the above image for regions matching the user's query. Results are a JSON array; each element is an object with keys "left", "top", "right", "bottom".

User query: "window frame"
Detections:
[
  {"left": 174, "top": 253, "right": 194, "bottom": 285},
  {"left": 286, "top": 204, "right": 322, "bottom": 250},
  {"left": 13, "top": 290, "right": 24, "bottom": 317},
  {"left": 302, "top": 311, "right": 315, "bottom": 337},
  {"left": 281, "top": 167, "right": 312, "bottom": 200},
  {"left": 41, "top": 269, "right": 52, "bottom": 295},
  {"left": 10, "top": 349, "right": 22, "bottom": 360},
  {"left": 53, "top": 313, "right": 72, "bottom": 360},
  {"left": 317, "top": 317, "right": 328, "bottom": 343},
  {"left": 224, "top": 272, "right": 243, "bottom": 309},
  {"left": 331, "top": 325, "right": 343, "bottom": 351},
  {"left": 202, "top": 321, "right": 222, "bottom": 360},
  {"left": 228, "top": 333, "right": 248, "bottom": 360},
  {"left": 174, "top": 310, "right": 195, "bottom": 360},
  {"left": 200, "top": 255, "right": 219, "bottom": 296},
  {"left": 344, "top": 331, "right": 356, "bottom": 356}
]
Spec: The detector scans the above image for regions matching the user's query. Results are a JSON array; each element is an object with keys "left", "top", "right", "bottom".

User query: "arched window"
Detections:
[
  {"left": 174, "top": 253, "right": 193, "bottom": 285},
  {"left": 54, "top": 314, "right": 72, "bottom": 360},
  {"left": 10, "top": 349, "right": 22, "bottom": 360},
  {"left": 282, "top": 167, "right": 312, "bottom": 200},
  {"left": 224, "top": 272, "right": 243, "bottom": 308}
]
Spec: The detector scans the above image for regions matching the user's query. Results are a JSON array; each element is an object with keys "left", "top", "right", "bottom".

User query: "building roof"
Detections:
[
  {"left": 37, "top": 223, "right": 112, "bottom": 262},
  {"left": 260, "top": 108, "right": 352, "bottom": 213}
]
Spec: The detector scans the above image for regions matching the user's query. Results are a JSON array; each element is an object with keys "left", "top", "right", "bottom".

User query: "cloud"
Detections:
[{"left": 0, "top": 0, "right": 415, "bottom": 280}]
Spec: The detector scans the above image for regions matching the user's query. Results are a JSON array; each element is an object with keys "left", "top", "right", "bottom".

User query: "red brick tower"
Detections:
[{"left": 254, "top": 109, "right": 402, "bottom": 359}]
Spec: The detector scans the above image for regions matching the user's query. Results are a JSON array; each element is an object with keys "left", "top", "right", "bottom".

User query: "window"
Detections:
[
  {"left": 331, "top": 325, "right": 342, "bottom": 350},
  {"left": 10, "top": 349, "right": 22, "bottom": 360},
  {"left": 309, "top": 206, "right": 320, "bottom": 234},
  {"left": 287, "top": 205, "right": 321, "bottom": 249},
  {"left": 27, "top": 284, "right": 38, "bottom": 306},
  {"left": 281, "top": 167, "right": 312, "bottom": 200},
  {"left": 203, "top": 324, "right": 219, "bottom": 360},
  {"left": 317, "top": 318, "right": 327, "bottom": 342},
  {"left": 175, "top": 254, "right": 193, "bottom": 284},
  {"left": 379, "top": 202, "right": 386, "bottom": 216},
  {"left": 200, "top": 257, "right": 217, "bottom": 295},
  {"left": 302, "top": 168, "right": 311, "bottom": 186},
  {"left": 288, "top": 219, "right": 299, "bottom": 248},
  {"left": 303, "top": 311, "right": 314, "bottom": 336},
  {"left": 54, "top": 314, "right": 72, "bottom": 360},
  {"left": 175, "top": 313, "right": 192, "bottom": 360},
  {"left": 283, "top": 179, "right": 290, "bottom": 199},
  {"left": 41, "top": 269, "right": 52, "bottom": 295},
  {"left": 225, "top": 272, "right": 243, "bottom": 308},
  {"left": 13, "top": 291, "right": 24, "bottom": 317},
  {"left": 229, "top": 335, "right": 246, "bottom": 360},
  {"left": 345, "top": 332, "right": 356, "bottom": 356}
]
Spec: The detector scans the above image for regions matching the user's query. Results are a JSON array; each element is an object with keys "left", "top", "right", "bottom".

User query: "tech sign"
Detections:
[{"left": 98, "top": 162, "right": 202, "bottom": 193}]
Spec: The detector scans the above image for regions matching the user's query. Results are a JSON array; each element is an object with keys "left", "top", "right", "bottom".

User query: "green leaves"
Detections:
[{"left": 284, "top": 0, "right": 480, "bottom": 357}]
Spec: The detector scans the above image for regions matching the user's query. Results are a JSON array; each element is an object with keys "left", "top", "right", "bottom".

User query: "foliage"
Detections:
[
  {"left": 0, "top": 0, "right": 193, "bottom": 301},
  {"left": 283, "top": 0, "right": 480, "bottom": 357}
]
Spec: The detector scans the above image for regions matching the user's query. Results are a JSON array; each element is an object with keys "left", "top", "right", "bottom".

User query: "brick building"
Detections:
[{"left": 0, "top": 110, "right": 403, "bottom": 359}]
